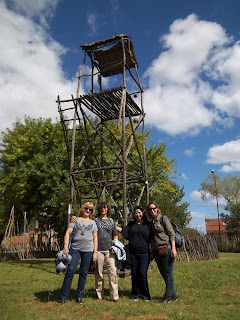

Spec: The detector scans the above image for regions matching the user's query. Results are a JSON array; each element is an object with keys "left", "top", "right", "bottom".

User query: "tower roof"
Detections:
[{"left": 81, "top": 34, "right": 138, "bottom": 77}]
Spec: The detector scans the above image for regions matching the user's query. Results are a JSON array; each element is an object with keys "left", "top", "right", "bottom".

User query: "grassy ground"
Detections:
[{"left": 0, "top": 253, "right": 239, "bottom": 320}]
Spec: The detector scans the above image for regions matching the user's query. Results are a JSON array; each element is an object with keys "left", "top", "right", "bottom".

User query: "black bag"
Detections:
[{"left": 160, "top": 215, "right": 183, "bottom": 248}]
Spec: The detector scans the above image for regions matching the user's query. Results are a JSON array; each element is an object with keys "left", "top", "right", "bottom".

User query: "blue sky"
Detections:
[{"left": 1, "top": 0, "right": 240, "bottom": 231}]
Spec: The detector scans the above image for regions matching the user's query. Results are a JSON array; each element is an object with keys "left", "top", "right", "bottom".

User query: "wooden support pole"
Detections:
[{"left": 121, "top": 36, "right": 127, "bottom": 227}]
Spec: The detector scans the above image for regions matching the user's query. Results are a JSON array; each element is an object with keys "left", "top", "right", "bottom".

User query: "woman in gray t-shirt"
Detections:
[
  {"left": 95, "top": 202, "right": 119, "bottom": 302},
  {"left": 71, "top": 202, "right": 119, "bottom": 302},
  {"left": 60, "top": 202, "right": 98, "bottom": 304}
]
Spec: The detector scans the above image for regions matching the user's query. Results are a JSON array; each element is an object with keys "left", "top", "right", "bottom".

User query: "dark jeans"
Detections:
[
  {"left": 60, "top": 248, "right": 93, "bottom": 301},
  {"left": 130, "top": 252, "right": 150, "bottom": 300},
  {"left": 154, "top": 245, "right": 176, "bottom": 300}
]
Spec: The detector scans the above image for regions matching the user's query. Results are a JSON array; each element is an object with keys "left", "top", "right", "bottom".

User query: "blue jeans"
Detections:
[
  {"left": 60, "top": 248, "right": 93, "bottom": 301},
  {"left": 154, "top": 245, "right": 176, "bottom": 300},
  {"left": 130, "top": 252, "right": 150, "bottom": 300}
]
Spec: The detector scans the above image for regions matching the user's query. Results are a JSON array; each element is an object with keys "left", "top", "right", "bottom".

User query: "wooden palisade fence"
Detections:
[
  {"left": 0, "top": 232, "right": 220, "bottom": 262},
  {"left": 1, "top": 207, "right": 220, "bottom": 262},
  {"left": 176, "top": 234, "right": 219, "bottom": 262},
  {"left": 0, "top": 229, "right": 60, "bottom": 261}
]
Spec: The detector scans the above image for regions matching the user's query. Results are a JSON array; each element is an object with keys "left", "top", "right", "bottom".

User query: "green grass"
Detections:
[{"left": 0, "top": 253, "right": 239, "bottom": 320}]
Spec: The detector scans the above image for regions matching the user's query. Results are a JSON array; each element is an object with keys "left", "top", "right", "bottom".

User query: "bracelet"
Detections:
[{"left": 93, "top": 250, "right": 97, "bottom": 253}]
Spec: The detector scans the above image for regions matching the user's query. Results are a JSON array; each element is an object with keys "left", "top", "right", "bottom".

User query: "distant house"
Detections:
[{"left": 205, "top": 219, "right": 227, "bottom": 233}]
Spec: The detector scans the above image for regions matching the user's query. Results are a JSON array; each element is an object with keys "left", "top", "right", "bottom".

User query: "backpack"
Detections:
[{"left": 160, "top": 215, "right": 183, "bottom": 248}]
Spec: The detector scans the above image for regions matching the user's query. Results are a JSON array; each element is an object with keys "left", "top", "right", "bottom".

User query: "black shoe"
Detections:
[
  {"left": 159, "top": 299, "right": 171, "bottom": 304},
  {"left": 158, "top": 296, "right": 165, "bottom": 302},
  {"left": 76, "top": 298, "right": 83, "bottom": 304}
]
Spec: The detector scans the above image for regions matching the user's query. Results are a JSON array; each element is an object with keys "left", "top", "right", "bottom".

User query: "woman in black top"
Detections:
[{"left": 117, "top": 206, "right": 151, "bottom": 301}]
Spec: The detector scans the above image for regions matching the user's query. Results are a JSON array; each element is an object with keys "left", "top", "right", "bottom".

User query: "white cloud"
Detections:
[
  {"left": 190, "top": 190, "right": 203, "bottom": 201},
  {"left": 6, "top": 0, "right": 59, "bottom": 27},
  {"left": 190, "top": 190, "right": 227, "bottom": 206},
  {"left": 144, "top": 83, "right": 218, "bottom": 135},
  {"left": 146, "top": 14, "right": 230, "bottom": 87},
  {"left": 211, "top": 43, "right": 240, "bottom": 116},
  {"left": 190, "top": 211, "right": 206, "bottom": 219},
  {"left": 0, "top": 1, "right": 76, "bottom": 133},
  {"left": 110, "top": 0, "right": 120, "bottom": 12},
  {"left": 87, "top": 13, "right": 97, "bottom": 35},
  {"left": 207, "top": 139, "right": 240, "bottom": 172},
  {"left": 144, "top": 14, "right": 240, "bottom": 136},
  {"left": 179, "top": 173, "right": 188, "bottom": 180},
  {"left": 184, "top": 148, "right": 195, "bottom": 157}
]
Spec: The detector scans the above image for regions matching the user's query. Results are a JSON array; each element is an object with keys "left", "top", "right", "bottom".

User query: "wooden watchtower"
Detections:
[{"left": 57, "top": 34, "right": 149, "bottom": 225}]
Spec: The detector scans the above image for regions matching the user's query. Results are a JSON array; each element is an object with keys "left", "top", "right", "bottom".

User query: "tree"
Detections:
[
  {"left": 0, "top": 116, "right": 191, "bottom": 236},
  {"left": 148, "top": 178, "right": 191, "bottom": 228},
  {"left": 199, "top": 174, "right": 240, "bottom": 233},
  {"left": 0, "top": 117, "right": 69, "bottom": 236}
]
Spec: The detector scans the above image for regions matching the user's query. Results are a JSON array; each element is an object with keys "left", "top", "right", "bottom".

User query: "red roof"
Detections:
[{"left": 205, "top": 219, "right": 227, "bottom": 233}]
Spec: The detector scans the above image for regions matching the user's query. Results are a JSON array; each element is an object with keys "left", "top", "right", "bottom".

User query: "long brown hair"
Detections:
[{"left": 97, "top": 202, "right": 111, "bottom": 217}]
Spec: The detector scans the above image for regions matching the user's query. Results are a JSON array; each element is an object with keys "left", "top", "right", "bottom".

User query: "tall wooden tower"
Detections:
[{"left": 57, "top": 34, "right": 149, "bottom": 225}]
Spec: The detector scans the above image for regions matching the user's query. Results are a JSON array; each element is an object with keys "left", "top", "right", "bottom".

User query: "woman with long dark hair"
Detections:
[
  {"left": 117, "top": 206, "right": 151, "bottom": 301},
  {"left": 94, "top": 202, "right": 120, "bottom": 302}
]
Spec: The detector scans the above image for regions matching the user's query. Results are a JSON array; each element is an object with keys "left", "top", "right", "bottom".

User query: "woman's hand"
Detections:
[
  {"left": 93, "top": 252, "right": 98, "bottom": 261},
  {"left": 63, "top": 248, "right": 69, "bottom": 254},
  {"left": 171, "top": 247, "right": 177, "bottom": 259},
  {"left": 62, "top": 227, "right": 73, "bottom": 255},
  {"left": 71, "top": 215, "right": 77, "bottom": 223},
  {"left": 92, "top": 232, "right": 98, "bottom": 261},
  {"left": 150, "top": 252, "right": 154, "bottom": 261},
  {"left": 116, "top": 225, "right": 122, "bottom": 233},
  {"left": 171, "top": 240, "right": 177, "bottom": 259}
]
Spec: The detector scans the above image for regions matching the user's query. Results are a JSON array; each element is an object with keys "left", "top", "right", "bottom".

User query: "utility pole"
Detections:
[{"left": 211, "top": 169, "right": 222, "bottom": 248}]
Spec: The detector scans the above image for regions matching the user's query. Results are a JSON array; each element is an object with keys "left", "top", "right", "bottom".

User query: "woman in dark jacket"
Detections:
[
  {"left": 147, "top": 202, "right": 177, "bottom": 304},
  {"left": 117, "top": 206, "right": 151, "bottom": 301}
]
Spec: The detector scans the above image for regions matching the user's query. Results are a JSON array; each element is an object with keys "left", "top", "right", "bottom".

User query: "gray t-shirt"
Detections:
[
  {"left": 69, "top": 218, "right": 98, "bottom": 252},
  {"left": 95, "top": 217, "right": 118, "bottom": 251}
]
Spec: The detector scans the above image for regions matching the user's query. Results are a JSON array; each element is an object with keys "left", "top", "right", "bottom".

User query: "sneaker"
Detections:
[
  {"left": 159, "top": 299, "right": 171, "bottom": 304},
  {"left": 133, "top": 298, "right": 139, "bottom": 302},
  {"left": 76, "top": 298, "right": 83, "bottom": 304},
  {"left": 158, "top": 296, "right": 165, "bottom": 302},
  {"left": 59, "top": 300, "right": 66, "bottom": 305},
  {"left": 172, "top": 297, "right": 178, "bottom": 302},
  {"left": 141, "top": 297, "right": 150, "bottom": 302},
  {"left": 111, "top": 299, "right": 120, "bottom": 303}
]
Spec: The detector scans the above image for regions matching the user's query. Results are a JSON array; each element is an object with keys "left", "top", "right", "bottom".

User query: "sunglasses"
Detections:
[
  {"left": 84, "top": 207, "right": 93, "bottom": 213},
  {"left": 148, "top": 206, "right": 157, "bottom": 212}
]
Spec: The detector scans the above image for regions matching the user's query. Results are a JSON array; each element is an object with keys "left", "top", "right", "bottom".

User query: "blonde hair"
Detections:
[{"left": 79, "top": 202, "right": 95, "bottom": 219}]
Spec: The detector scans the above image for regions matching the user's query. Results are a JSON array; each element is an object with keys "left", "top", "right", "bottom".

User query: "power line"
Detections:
[{"left": 189, "top": 206, "right": 218, "bottom": 207}]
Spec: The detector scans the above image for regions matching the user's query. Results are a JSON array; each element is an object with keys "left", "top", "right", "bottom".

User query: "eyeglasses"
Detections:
[
  {"left": 148, "top": 206, "right": 157, "bottom": 212},
  {"left": 84, "top": 207, "right": 93, "bottom": 213}
]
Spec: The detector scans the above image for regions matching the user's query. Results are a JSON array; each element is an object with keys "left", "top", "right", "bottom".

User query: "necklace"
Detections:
[{"left": 77, "top": 219, "right": 92, "bottom": 236}]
